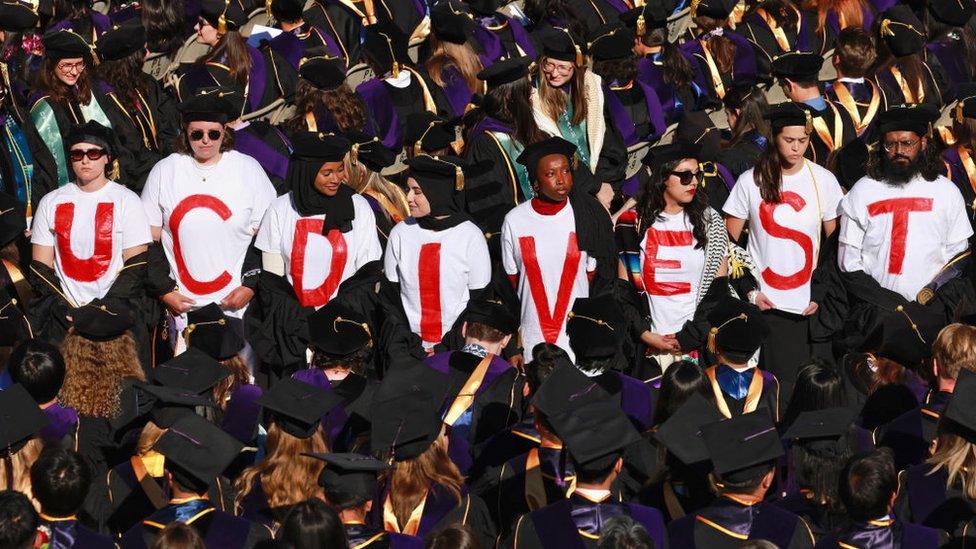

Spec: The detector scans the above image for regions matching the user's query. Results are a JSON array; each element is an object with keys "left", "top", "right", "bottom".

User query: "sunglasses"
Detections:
[
  {"left": 189, "top": 129, "right": 223, "bottom": 141},
  {"left": 670, "top": 170, "right": 703, "bottom": 186},
  {"left": 69, "top": 148, "right": 107, "bottom": 162}
]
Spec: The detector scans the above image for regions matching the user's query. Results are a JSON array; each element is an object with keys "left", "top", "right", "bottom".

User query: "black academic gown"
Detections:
[
  {"left": 739, "top": 8, "right": 827, "bottom": 83},
  {"left": 0, "top": 105, "right": 58, "bottom": 211},
  {"left": 668, "top": 496, "right": 815, "bottom": 548},
  {"left": 705, "top": 364, "right": 781, "bottom": 422},
  {"left": 805, "top": 99, "right": 856, "bottom": 167},
  {"left": 369, "top": 483, "right": 496, "bottom": 549},
  {"left": 823, "top": 79, "right": 883, "bottom": 139},
  {"left": 814, "top": 517, "right": 947, "bottom": 548},
  {"left": 37, "top": 516, "right": 114, "bottom": 549},
  {"left": 120, "top": 497, "right": 271, "bottom": 548},
  {"left": 302, "top": 1, "right": 362, "bottom": 65},
  {"left": 717, "top": 130, "right": 767, "bottom": 180},
  {"left": 876, "top": 390, "right": 950, "bottom": 471},
  {"left": 874, "top": 60, "right": 947, "bottom": 110},
  {"left": 894, "top": 463, "right": 976, "bottom": 537},
  {"left": 344, "top": 523, "right": 423, "bottom": 548}
]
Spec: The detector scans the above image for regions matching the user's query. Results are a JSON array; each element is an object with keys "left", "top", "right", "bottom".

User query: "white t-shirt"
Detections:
[
  {"left": 838, "top": 174, "right": 972, "bottom": 300},
  {"left": 723, "top": 161, "right": 843, "bottom": 314},
  {"left": 501, "top": 201, "right": 596, "bottom": 362},
  {"left": 255, "top": 192, "right": 382, "bottom": 308},
  {"left": 31, "top": 181, "right": 151, "bottom": 306},
  {"left": 141, "top": 152, "right": 276, "bottom": 317},
  {"left": 384, "top": 219, "right": 492, "bottom": 348},
  {"left": 640, "top": 211, "right": 705, "bottom": 335}
]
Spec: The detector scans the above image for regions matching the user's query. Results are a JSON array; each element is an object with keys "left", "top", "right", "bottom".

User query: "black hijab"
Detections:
[
  {"left": 404, "top": 154, "right": 473, "bottom": 232},
  {"left": 288, "top": 132, "right": 355, "bottom": 234}
]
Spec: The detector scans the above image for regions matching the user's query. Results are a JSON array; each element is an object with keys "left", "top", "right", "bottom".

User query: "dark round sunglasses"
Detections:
[
  {"left": 670, "top": 170, "right": 703, "bottom": 186},
  {"left": 69, "top": 148, "right": 107, "bottom": 162},
  {"left": 189, "top": 129, "right": 223, "bottom": 141}
]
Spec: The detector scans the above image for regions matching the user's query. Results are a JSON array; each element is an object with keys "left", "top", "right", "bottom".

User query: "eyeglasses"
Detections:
[
  {"left": 542, "top": 61, "right": 574, "bottom": 76},
  {"left": 189, "top": 129, "right": 223, "bottom": 141},
  {"left": 69, "top": 148, "right": 107, "bottom": 162},
  {"left": 56, "top": 61, "right": 86, "bottom": 74},
  {"left": 883, "top": 138, "right": 920, "bottom": 152},
  {"left": 670, "top": 170, "right": 703, "bottom": 186}
]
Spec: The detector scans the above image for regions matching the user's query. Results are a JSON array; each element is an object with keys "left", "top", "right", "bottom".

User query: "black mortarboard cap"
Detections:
[
  {"left": 477, "top": 56, "right": 531, "bottom": 89},
  {"left": 879, "top": 5, "right": 926, "bottom": 57},
  {"left": 531, "top": 358, "right": 610, "bottom": 417},
  {"left": 42, "top": 29, "right": 96, "bottom": 62},
  {"left": 692, "top": 0, "right": 736, "bottom": 19},
  {"left": 184, "top": 303, "right": 244, "bottom": 361},
  {"left": 70, "top": 299, "right": 134, "bottom": 341},
  {"left": 466, "top": 0, "right": 498, "bottom": 16},
  {"left": 877, "top": 103, "right": 939, "bottom": 136},
  {"left": 0, "top": 384, "right": 49, "bottom": 457},
  {"left": 257, "top": 377, "right": 343, "bottom": 438},
  {"left": 134, "top": 381, "right": 215, "bottom": 428},
  {"left": 548, "top": 397, "right": 641, "bottom": 470},
  {"left": 463, "top": 299, "right": 517, "bottom": 335},
  {"left": 431, "top": 0, "right": 475, "bottom": 45},
  {"left": 362, "top": 21, "right": 408, "bottom": 76},
  {"left": 644, "top": 141, "right": 702, "bottom": 171},
  {"left": 541, "top": 27, "right": 585, "bottom": 66},
  {"left": 404, "top": 153, "right": 468, "bottom": 193},
  {"left": 782, "top": 407, "right": 857, "bottom": 440},
  {"left": 706, "top": 295, "right": 769, "bottom": 360},
  {"left": 620, "top": 3, "right": 670, "bottom": 36},
  {"left": 764, "top": 102, "right": 815, "bottom": 132},
  {"left": 298, "top": 54, "right": 347, "bottom": 90},
  {"left": 929, "top": 0, "right": 974, "bottom": 26},
  {"left": 306, "top": 301, "right": 372, "bottom": 359},
  {"left": 290, "top": 131, "right": 351, "bottom": 162},
  {"left": 701, "top": 409, "right": 783, "bottom": 481},
  {"left": 516, "top": 137, "right": 577, "bottom": 182},
  {"left": 653, "top": 393, "right": 723, "bottom": 465},
  {"left": 859, "top": 303, "right": 945, "bottom": 368},
  {"left": 96, "top": 19, "right": 146, "bottom": 61},
  {"left": 770, "top": 51, "right": 823, "bottom": 83},
  {"left": 0, "top": 0, "right": 38, "bottom": 31},
  {"left": 0, "top": 193, "right": 26, "bottom": 248},
  {"left": 676, "top": 111, "right": 720, "bottom": 161},
  {"left": 179, "top": 87, "right": 237, "bottom": 123},
  {"left": 67, "top": 120, "right": 119, "bottom": 159},
  {"left": 154, "top": 413, "right": 244, "bottom": 490},
  {"left": 588, "top": 26, "right": 634, "bottom": 62},
  {"left": 943, "top": 369, "right": 976, "bottom": 435},
  {"left": 270, "top": 0, "right": 304, "bottom": 23},
  {"left": 370, "top": 364, "right": 448, "bottom": 461},
  {"left": 200, "top": 0, "right": 248, "bottom": 33},
  {"left": 833, "top": 137, "right": 869, "bottom": 191},
  {"left": 404, "top": 112, "right": 457, "bottom": 155},
  {"left": 566, "top": 295, "right": 624, "bottom": 360},
  {"left": 152, "top": 348, "right": 230, "bottom": 394},
  {"left": 306, "top": 452, "right": 390, "bottom": 500},
  {"left": 346, "top": 130, "right": 397, "bottom": 173},
  {"left": 955, "top": 83, "right": 976, "bottom": 122}
]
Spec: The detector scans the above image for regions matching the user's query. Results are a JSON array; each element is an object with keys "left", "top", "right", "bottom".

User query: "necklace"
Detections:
[{"left": 191, "top": 156, "right": 220, "bottom": 183}]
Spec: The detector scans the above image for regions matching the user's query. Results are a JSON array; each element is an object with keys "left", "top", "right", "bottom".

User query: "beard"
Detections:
[{"left": 880, "top": 152, "right": 924, "bottom": 185}]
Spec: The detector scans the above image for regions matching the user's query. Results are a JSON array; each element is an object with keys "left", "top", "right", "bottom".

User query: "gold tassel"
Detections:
[
  {"left": 729, "top": 253, "right": 745, "bottom": 279},
  {"left": 109, "top": 159, "right": 120, "bottom": 180},
  {"left": 707, "top": 327, "right": 718, "bottom": 354},
  {"left": 265, "top": 0, "right": 271, "bottom": 17},
  {"left": 575, "top": 45, "right": 583, "bottom": 67},
  {"left": 636, "top": 14, "right": 646, "bottom": 37},
  {"left": 804, "top": 110, "right": 813, "bottom": 135},
  {"left": 350, "top": 142, "right": 360, "bottom": 165},
  {"left": 218, "top": 13, "right": 227, "bottom": 35},
  {"left": 690, "top": 0, "right": 700, "bottom": 17},
  {"left": 414, "top": 141, "right": 423, "bottom": 156},
  {"left": 455, "top": 165, "right": 464, "bottom": 191},
  {"left": 880, "top": 18, "right": 893, "bottom": 36},
  {"left": 957, "top": 102, "right": 965, "bottom": 124},
  {"left": 392, "top": 61, "right": 400, "bottom": 79}
]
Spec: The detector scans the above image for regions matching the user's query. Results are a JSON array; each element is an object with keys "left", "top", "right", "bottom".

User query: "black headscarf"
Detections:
[
  {"left": 288, "top": 132, "right": 354, "bottom": 234},
  {"left": 404, "top": 155, "right": 473, "bottom": 232}
]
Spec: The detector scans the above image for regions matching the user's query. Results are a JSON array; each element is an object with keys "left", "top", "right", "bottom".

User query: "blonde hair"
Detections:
[
  {"left": 535, "top": 57, "right": 587, "bottom": 126},
  {"left": 425, "top": 35, "right": 484, "bottom": 94},
  {"left": 0, "top": 438, "right": 43, "bottom": 502},
  {"left": 59, "top": 331, "right": 146, "bottom": 418},
  {"left": 344, "top": 156, "right": 409, "bottom": 222},
  {"left": 932, "top": 323, "right": 976, "bottom": 380},
  {"left": 928, "top": 431, "right": 976, "bottom": 499},
  {"left": 137, "top": 422, "right": 167, "bottom": 455},
  {"left": 390, "top": 433, "right": 464, "bottom": 528},
  {"left": 234, "top": 423, "right": 328, "bottom": 520}
]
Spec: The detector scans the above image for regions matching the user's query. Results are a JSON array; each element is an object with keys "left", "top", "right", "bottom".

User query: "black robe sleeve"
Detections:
[
  {"left": 25, "top": 260, "right": 72, "bottom": 343},
  {"left": 242, "top": 271, "right": 314, "bottom": 370},
  {"left": 463, "top": 132, "right": 520, "bottom": 257},
  {"left": 146, "top": 241, "right": 177, "bottom": 298}
]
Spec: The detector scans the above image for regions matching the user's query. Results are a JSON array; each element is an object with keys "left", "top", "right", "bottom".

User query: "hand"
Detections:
[
  {"left": 801, "top": 301, "right": 819, "bottom": 316},
  {"left": 641, "top": 331, "right": 680, "bottom": 353},
  {"left": 754, "top": 292, "right": 776, "bottom": 311},
  {"left": 161, "top": 290, "right": 196, "bottom": 315},
  {"left": 508, "top": 353, "right": 525, "bottom": 370},
  {"left": 596, "top": 182, "right": 614, "bottom": 212},
  {"left": 220, "top": 286, "right": 255, "bottom": 310}
]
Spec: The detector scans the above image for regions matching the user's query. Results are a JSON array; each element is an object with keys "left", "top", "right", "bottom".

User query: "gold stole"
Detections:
[
  {"left": 958, "top": 146, "right": 976, "bottom": 214},
  {"left": 755, "top": 7, "right": 799, "bottom": 52},
  {"left": 2, "top": 258, "right": 32, "bottom": 306},
  {"left": 831, "top": 80, "right": 880, "bottom": 135},
  {"left": 699, "top": 40, "right": 726, "bottom": 100},
  {"left": 890, "top": 66, "right": 923, "bottom": 104},
  {"left": 443, "top": 354, "right": 494, "bottom": 426},
  {"left": 383, "top": 491, "right": 427, "bottom": 536},
  {"left": 705, "top": 365, "right": 764, "bottom": 418},
  {"left": 810, "top": 102, "right": 843, "bottom": 153}
]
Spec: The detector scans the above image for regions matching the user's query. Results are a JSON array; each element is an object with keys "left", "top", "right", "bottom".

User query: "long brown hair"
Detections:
[
  {"left": 536, "top": 57, "right": 587, "bottom": 125},
  {"left": 695, "top": 16, "right": 736, "bottom": 74},
  {"left": 196, "top": 31, "right": 252, "bottom": 86},
  {"left": 753, "top": 124, "right": 793, "bottom": 203},
  {"left": 234, "top": 423, "right": 328, "bottom": 516},
  {"left": 425, "top": 35, "right": 483, "bottom": 94},
  {"left": 212, "top": 355, "right": 250, "bottom": 411},
  {"left": 97, "top": 50, "right": 150, "bottom": 109},
  {"left": 804, "top": 0, "right": 866, "bottom": 33},
  {"left": 35, "top": 57, "right": 92, "bottom": 105},
  {"left": 286, "top": 80, "right": 368, "bottom": 133},
  {"left": 390, "top": 433, "right": 463, "bottom": 528},
  {"left": 59, "top": 331, "right": 146, "bottom": 418}
]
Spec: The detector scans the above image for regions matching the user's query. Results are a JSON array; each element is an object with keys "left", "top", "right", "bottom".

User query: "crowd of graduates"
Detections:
[{"left": 6, "top": 0, "right": 976, "bottom": 546}]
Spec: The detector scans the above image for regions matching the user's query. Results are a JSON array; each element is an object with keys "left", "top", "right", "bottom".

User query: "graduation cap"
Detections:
[
  {"left": 541, "top": 27, "right": 586, "bottom": 67},
  {"left": 566, "top": 295, "right": 624, "bottom": 360},
  {"left": 42, "top": 29, "right": 96, "bottom": 62},
  {"left": 404, "top": 112, "right": 457, "bottom": 156},
  {"left": 943, "top": 369, "right": 976, "bottom": 436},
  {"left": 548, "top": 397, "right": 641, "bottom": 471},
  {"left": 463, "top": 299, "right": 517, "bottom": 335},
  {"left": 878, "top": 5, "right": 926, "bottom": 57},
  {"left": 0, "top": 0, "right": 38, "bottom": 32},
  {"left": 706, "top": 295, "right": 769, "bottom": 362},
  {"left": 466, "top": 0, "right": 498, "bottom": 16},
  {"left": 66, "top": 120, "right": 119, "bottom": 159},
  {"left": 152, "top": 348, "right": 230, "bottom": 394},
  {"left": 362, "top": 22, "right": 409, "bottom": 78},
  {"left": 96, "top": 19, "right": 146, "bottom": 61},
  {"left": 258, "top": 377, "right": 343, "bottom": 438},
  {"left": 620, "top": 3, "right": 670, "bottom": 37},
  {"left": 770, "top": 51, "right": 823, "bottom": 83},
  {"left": 0, "top": 384, "right": 49, "bottom": 458},
  {"left": 306, "top": 301, "right": 372, "bottom": 359},
  {"left": 430, "top": 0, "right": 474, "bottom": 45},
  {"left": 782, "top": 406, "right": 857, "bottom": 457},
  {"left": 588, "top": 26, "right": 634, "bottom": 62},
  {"left": 701, "top": 409, "right": 783, "bottom": 482},
  {"left": 833, "top": 137, "right": 870, "bottom": 191},
  {"left": 954, "top": 83, "right": 976, "bottom": 123},
  {"left": 371, "top": 364, "right": 448, "bottom": 461},
  {"left": 0, "top": 193, "right": 26, "bottom": 249},
  {"left": 184, "top": 303, "right": 244, "bottom": 361},
  {"left": 305, "top": 452, "right": 390, "bottom": 503},
  {"left": 270, "top": 0, "right": 304, "bottom": 23},
  {"left": 70, "top": 299, "right": 134, "bottom": 341},
  {"left": 764, "top": 101, "right": 815, "bottom": 133},
  {"left": 691, "top": 0, "right": 736, "bottom": 19},
  {"left": 290, "top": 131, "right": 351, "bottom": 163},
  {"left": 675, "top": 111, "right": 718, "bottom": 161},
  {"left": 929, "top": 0, "right": 973, "bottom": 27},
  {"left": 877, "top": 103, "right": 939, "bottom": 136},
  {"left": 154, "top": 413, "right": 244, "bottom": 490},
  {"left": 859, "top": 303, "right": 945, "bottom": 368},
  {"left": 531, "top": 358, "right": 610, "bottom": 417},
  {"left": 134, "top": 381, "right": 215, "bottom": 428},
  {"left": 298, "top": 54, "right": 347, "bottom": 91},
  {"left": 179, "top": 87, "right": 237, "bottom": 124},
  {"left": 345, "top": 130, "right": 397, "bottom": 173},
  {"left": 654, "top": 393, "right": 723, "bottom": 465},
  {"left": 516, "top": 137, "right": 578, "bottom": 182},
  {"left": 477, "top": 56, "right": 532, "bottom": 89},
  {"left": 200, "top": 0, "right": 248, "bottom": 34},
  {"left": 404, "top": 154, "right": 471, "bottom": 200}
]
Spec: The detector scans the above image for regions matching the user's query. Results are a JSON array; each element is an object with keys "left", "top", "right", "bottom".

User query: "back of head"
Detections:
[
  {"left": 150, "top": 521, "right": 206, "bottom": 549},
  {"left": 834, "top": 26, "right": 877, "bottom": 78},
  {"left": 840, "top": 448, "right": 897, "bottom": 521},
  {"left": 278, "top": 498, "right": 347, "bottom": 549},
  {"left": 29, "top": 447, "right": 92, "bottom": 517},
  {"left": 8, "top": 339, "right": 66, "bottom": 404},
  {"left": 597, "top": 516, "right": 654, "bottom": 549},
  {"left": 933, "top": 323, "right": 976, "bottom": 381},
  {"left": 653, "top": 359, "right": 709, "bottom": 425},
  {"left": 783, "top": 359, "right": 845, "bottom": 427},
  {"left": 426, "top": 524, "right": 483, "bottom": 549},
  {"left": 0, "top": 490, "right": 38, "bottom": 549},
  {"left": 525, "top": 343, "right": 569, "bottom": 393}
]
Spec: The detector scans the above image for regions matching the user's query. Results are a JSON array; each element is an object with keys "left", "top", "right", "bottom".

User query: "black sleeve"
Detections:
[
  {"left": 240, "top": 235, "right": 262, "bottom": 290},
  {"left": 146, "top": 241, "right": 177, "bottom": 298},
  {"left": 675, "top": 275, "right": 730, "bottom": 352},
  {"left": 593, "top": 113, "right": 628, "bottom": 186}
]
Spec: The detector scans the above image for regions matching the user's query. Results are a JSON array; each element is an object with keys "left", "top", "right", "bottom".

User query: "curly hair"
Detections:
[
  {"left": 865, "top": 135, "right": 943, "bottom": 182},
  {"left": 97, "top": 50, "right": 149, "bottom": 108},
  {"left": 172, "top": 125, "right": 236, "bottom": 156},
  {"left": 286, "top": 79, "right": 368, "bottom": 133},
  {"left": 35, "top": 57, "right": 92, "bottom": 106},
  {"left": 234, "top": 423, "right": 328, "bottom": 522},
  {"left": 636, "top": 157, "right": 709, "bottom": 249},
  {"left": 390, "top": 432, "right": 463, "bottom": 528},
  {"left": 58, "top": 331, "right": 145, "bottom": 418}
]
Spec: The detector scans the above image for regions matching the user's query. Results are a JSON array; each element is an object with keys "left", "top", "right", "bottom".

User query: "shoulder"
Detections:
[
  {"left": 225, "top": 150, "right": 264, "bottom": 170},
  {"left": 503, "top": 202, "right": 533, "bottom": 223},
  {"left": 109, "top": 182, "right": 144, "bottom": 202},
  {"left": 456, "top": 220, "right": 487, "bottom": 239},
  {"left": 734, "top": 168, "right": 758, "bottom": 188}
]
